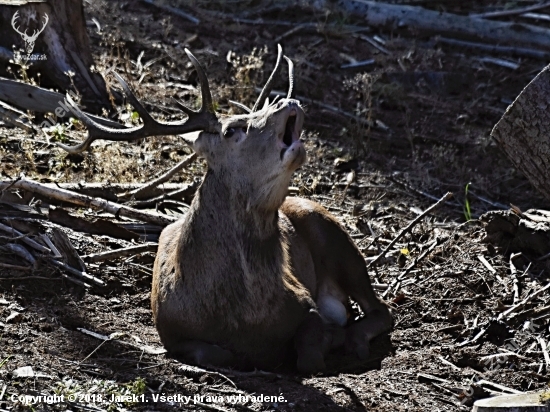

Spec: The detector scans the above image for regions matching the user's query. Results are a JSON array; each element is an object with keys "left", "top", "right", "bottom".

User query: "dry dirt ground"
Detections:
[{"left": 1, "top": 1, "right": 550, "bottom": 411}]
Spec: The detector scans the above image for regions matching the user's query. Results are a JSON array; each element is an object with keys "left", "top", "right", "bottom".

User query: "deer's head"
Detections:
[
  {"left": 58, "top": 46, "right": 305, "bottom": 211},
  {"left": 11, "top": 11, "right": 49, "bottom": 55}
]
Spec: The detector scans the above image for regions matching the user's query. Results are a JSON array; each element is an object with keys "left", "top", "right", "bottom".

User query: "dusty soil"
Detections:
[{"left": 0, "top": 1, "right": 549, "bottom": 411}]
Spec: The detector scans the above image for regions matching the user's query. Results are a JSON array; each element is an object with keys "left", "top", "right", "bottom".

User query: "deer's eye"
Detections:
[
  {"left": 224, "top": 128, "right": 236, "bottom": 138},
  {"left": 224, "top": 127, "right": 246, "bottom": 138}
]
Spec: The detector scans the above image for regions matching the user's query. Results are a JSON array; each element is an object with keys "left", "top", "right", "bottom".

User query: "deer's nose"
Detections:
[{"left": 275, "top": 99, "right": 300, "bottom": 111}]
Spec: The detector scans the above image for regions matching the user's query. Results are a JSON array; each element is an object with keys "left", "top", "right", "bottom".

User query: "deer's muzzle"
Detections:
[{"left": 278, "top": 103, "right": 305, "bottom": 168}]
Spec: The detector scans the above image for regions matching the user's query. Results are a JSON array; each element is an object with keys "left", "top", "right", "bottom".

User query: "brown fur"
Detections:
[{"left": 151, "top": 98, "right": 392, "bottom": 373}]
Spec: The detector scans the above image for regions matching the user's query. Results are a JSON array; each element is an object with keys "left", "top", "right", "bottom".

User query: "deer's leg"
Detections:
[
  {"left": 173, "top": 340, "right": 236, "bottom": 368},
  {"left": 294, "top": 309, "right": 326, "bottom": 374},
  {"left": 281, "top": 198, "right": 393, "bottom": 360}
]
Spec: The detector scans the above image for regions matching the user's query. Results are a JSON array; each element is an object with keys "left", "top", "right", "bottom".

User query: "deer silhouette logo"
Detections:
[{"left": 11, "top": 11, "right": 49, "bottom": 55}]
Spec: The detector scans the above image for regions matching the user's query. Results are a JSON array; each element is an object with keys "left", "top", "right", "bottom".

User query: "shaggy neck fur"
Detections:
[
  {"left": 197, "top": 168, "right": 285, "bottom": 238},
  {"left": 177, "top": 168, "right": 293, "bottom": 328}
]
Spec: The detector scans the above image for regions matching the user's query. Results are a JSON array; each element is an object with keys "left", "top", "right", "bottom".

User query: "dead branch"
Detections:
[
  {"left": 140, "top": 0, "right": 200, "bottom": 24},
  {"left": 368, "top": 192, "right": 453, "bottom": 268},
  {"left": 0, "top": 263, "right": 32, "bottom": 271},
  {"left": 435, "top": 37, "right": 550, "bottom": 61},
  {"left": 498, "top": 282, "right": 550, "bottom": 321},
  {"left": 48, "top": 259, "right": 104, "bottom": 287},
  {"left": 0, "top": 222, "right": 50, "bottom": 254},
  {"left": 382, "top": 237, "right": 442, "bottom": 298},
  {"left": 537, "top": 337, "right": 550, "bottom": 369},
  {"left": 83, "top": 243, "right": 158, "bottom": 263},
  {"left": 471, "top": 1, "right": 550, "bottom": 19},
  {"left": 119, "top": 153, "right": 197, "bottom": 201},
  {"left": 1, "top": 243, "right": 35, "bottom": 264},
  {"left": 0, "top": 78, "right": 121, "bottom": 127},
  {"left": 77, "top": 327, "right": 167, "bottom": 355},
  {"left": 508, "top": 253, "right": 521, "bottom": 304},
  {"left": 0, "top": 177, "right": 176, "bottom": 226}
]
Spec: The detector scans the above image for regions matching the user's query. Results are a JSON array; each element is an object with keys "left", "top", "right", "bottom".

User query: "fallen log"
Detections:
[
  {"left": 0, "top": 177, "right": 176, "bottom": 226},
  {"left": 322, "top": 0, "right": 550, "bottom": 51},
  {"left": 0, "top": 77, "right": 122, "bottom": 127}
]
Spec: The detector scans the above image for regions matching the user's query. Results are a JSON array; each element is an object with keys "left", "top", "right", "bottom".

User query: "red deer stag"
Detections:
[{"left": 58, "top": 46, "right": 393, "bottom": 373}]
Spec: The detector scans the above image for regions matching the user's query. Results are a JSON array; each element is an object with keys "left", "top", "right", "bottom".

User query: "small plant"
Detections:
[
  {"left": 463, "top": 182, "right": 472, "bottom": 221},
  {"left": 44, "top": 123, "right": 70, "bottom": 142},
  {"left": 0, "top": 355, "right": 11, "bottom": 368},
  {"left": 343, "top": 72, "right": 379, "bottom": 155}
]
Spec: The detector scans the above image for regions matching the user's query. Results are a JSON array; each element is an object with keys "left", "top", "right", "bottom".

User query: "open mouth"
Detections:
[
  {"left": 280, "top": 110, "right": 299, "bottom": 160},
  {"left": 283, "top": 112, "right": 296, "bottom": 147}
]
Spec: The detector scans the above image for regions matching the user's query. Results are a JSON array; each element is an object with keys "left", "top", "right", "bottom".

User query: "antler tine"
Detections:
[
  {"left": 55, "top": 51, "right": 219, "bottom": 154},
  {"left": 112, "top": 72, "right": 156, "bottom": 124},
  {"left": 228, "top": 100, "right": 252, "bottom": 113},
  {"left": 11, "top": 11, "right": 24, "bottom": 35},
  {"left": 252, "top": 44, "right": 283, "bottom": 112},
  {"left": 284, "top": 56, "right": 295, "bottom": 99},
  {"left": 184, "top": 48, "right": 215, "bottom": 114}
]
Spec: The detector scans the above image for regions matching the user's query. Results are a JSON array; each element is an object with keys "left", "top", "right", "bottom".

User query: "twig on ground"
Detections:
[
  {"left": 140, "top": 0, "right": 200, "bottom": 24},
  {"left": 368, "top": 192, "right": 453, "bottom": 268},
  {"left": 498, "top": 282, "right": 550, "bottom": 321},
  {"left": 179, "top": 364, "right": 237, "bottom": 389},
  {"left": 478, "top": 255, "right": 496, "bottom": 274},
  {"left": 538, "top": 337, "right": 550, "bottom": 369},
  {"left": 0, "top": 263, "right": 32, "bottom": 271},
  {"left": 382, "top": 238, "right": 441, "bottom": 297},
  {"left": 77, "top": 328, "right": 167, "bottom": 355},
  {"left": 0, "top": 177, "right": 176, "bottom": 226},
  {"left": 509, "top": 253, "right": 521, "bottom": 304},
  {"left": 475, "top": 379, "right": 522, "bottom": 395},
  {"left": 341, "top": 59, "right": 375, "bottom": 69},
  {"left": 120, "top": 153, "right": 197, "bottom": 201},
  {"left": 48, "top": 259, "right": 104, "bottom": 287},
  {"left": 477, "top": 56, "right": 520, "bottom": 70},
  {"left": 274, "top": 24, "right": 308, "bottom": 43},
  {"left": 435, "top": 37, "right": 550, "bottom": 61},
  {"left": 0, "top": 276, "right": 61, "bottom": 281},
  {"left": 471, "top": 1, "right": 550, "bottom": 19},
  {"left": 511, "top": 304, "right": 550, "bottom": 322},
  {"left": 355, "top": 34, "right": 390, "bottom": 54},
  {"left": 83, "top": 243, "right": 158, "bottom": 263},
  {"left": 210, "top": 366, "right": 282, "bottom": 379},
  {"left": 127, "top": 185, "right": 194, "bottom": 208}
]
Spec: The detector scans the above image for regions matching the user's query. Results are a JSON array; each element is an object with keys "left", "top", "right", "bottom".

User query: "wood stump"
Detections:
[
  {"left": 0, "top": 0, "right": 109, "bottom": 108},
  {"left": 491, "top": 65, "right": 550, "bottom": 203}
]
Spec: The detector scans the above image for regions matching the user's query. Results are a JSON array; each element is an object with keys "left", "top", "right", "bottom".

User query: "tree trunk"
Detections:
[
  {"left": 0, "top": 0, "right": 109, "bottom": 108},
  {"left": 491, "top": 64, "right": 550, "bottom": 203}
]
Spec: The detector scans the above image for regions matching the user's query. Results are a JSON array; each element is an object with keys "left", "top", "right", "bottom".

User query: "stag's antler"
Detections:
[
  {"left": 28, "top": 13, "right": 49, "bottom": 41},
  {"left": 230, "top": 45, "right": 296, "bottom": 114},
  {"left": 57, "top": 49, "right": 219, "bottom": 154},
  {"left": 11, "top": 11, "right": 26, "bottom": 37},
  {"left": 11, "top": 11, "right": 48, "bottom": 40}
]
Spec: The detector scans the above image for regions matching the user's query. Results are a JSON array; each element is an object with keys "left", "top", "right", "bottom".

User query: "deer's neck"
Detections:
[{"left": 194, "top": 169, "right": 281, "bottom": 239}]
